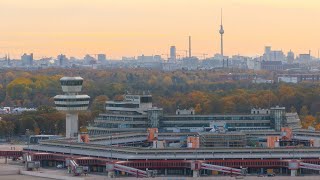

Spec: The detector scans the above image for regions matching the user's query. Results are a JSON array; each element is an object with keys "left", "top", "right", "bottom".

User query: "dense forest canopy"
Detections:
[{"left": 0, "top": 68, "right": 320, "bottom": 136}]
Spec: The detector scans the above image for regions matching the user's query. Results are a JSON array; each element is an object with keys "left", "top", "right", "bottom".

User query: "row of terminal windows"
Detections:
[
  {"left": 60, "top": 80, "right": 83, "bottom": 86},
  {"left": 165, "top": 116, "right": 270, "bottom": 121},
  {"left": 96, "top": 116, "right": 146, "bottom": 121},
  {"left": 55, "top": 104, "right": 88, "bottom": 107},
  {"left": 54, "top": 98, "right": 90, "bottom": 102},
  {"left": 106, "top": 104, "right": 139, "bottom": 108},
  {"left": 140, "top": 97, "right": 152, "bottom": 103},
  {"left": 252, "top": 110, "right": 269, "bottom": 114},
  {"left": 126, "top": 162, "right": 188, "bottom": 168},
  {"left": 160, "top": 124, "right": 208, "bottom": 128},
  {"left": 106, "top": 111, "right": 143, "bottom": 115},
  {"left": 160, "top": 123, "right": 270, "bottom": 128},
  {"left": 211, "top": 161, "right": 285, "bottom": 167},
  {"left": 94, "top": 123, "right": 147, "bottom": 128},
  {"left": 228, "top": 123, "right": 270, "bottom": 127}
]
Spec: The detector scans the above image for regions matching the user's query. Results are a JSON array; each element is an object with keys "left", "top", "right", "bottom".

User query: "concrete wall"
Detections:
[
  {"left": 0, "top": 163, "right": 20, "bottom": 176},
  {"left": 20, "top": 170, "right": 85, "bottom": 180},
  {"left": 0, "top": 169, "right": 19, "bottom": 175}
]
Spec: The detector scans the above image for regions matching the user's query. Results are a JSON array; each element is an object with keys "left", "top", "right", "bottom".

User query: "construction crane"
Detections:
[
  {"left": 177, "top": 50, "right": 188, "bottom": 58},
  {"left": 161, "top": 54, "right": 169, "bottom": 60},
  {"left": 201, "top": 53, "right": 208, "bottom": 59},
  {"left": 193, "top": 53, "right": 209, "bottom": 59}
]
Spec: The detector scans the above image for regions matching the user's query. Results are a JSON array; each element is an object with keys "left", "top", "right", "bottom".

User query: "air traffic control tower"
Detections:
[{"left": 54, "top": 77, "right": 90, "bottom": 138}]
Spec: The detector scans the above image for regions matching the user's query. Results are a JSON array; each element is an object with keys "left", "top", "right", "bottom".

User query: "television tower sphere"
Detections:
[
  {"left": 219, "top": 25, "right": 224, "bottom": 35},
  {"left": 54, "top": 77, "right": 90, "bottom": 138}
]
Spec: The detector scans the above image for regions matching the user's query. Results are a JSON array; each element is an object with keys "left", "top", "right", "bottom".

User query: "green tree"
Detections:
[
  {"left": 300, "top": 106, "right": 309, "bottom": 118},
  {"left": 290, "top": 106, "right": 297, "bottom": 113}
]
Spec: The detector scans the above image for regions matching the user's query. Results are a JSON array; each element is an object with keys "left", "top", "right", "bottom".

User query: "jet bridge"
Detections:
[
  {"left": 106, "top": 162, "right": 156, "bottom": 178},
  {"left": 288, "top": 160, "right": 320, "bottom": 176},
  {"left": 67, "top": 159, "right": 83, "bottom": 176},
  {"left": 299, "top": 162, "right": 320, "bottom": 171},
  {"left": 191, "top": 161, "right": 247, "bottom": 177},
  {"left": 201, "top": 163, "right": 247, "bottom": 175}
]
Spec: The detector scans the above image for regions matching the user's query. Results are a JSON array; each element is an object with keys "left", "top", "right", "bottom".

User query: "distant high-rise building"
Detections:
[
  {"left": 154, "top": 55, "right": 162, "bottom": 61},
  {"left": 84, "top": 54, "right": 95, "bottom": 64},
  {"left": 5, "top": 54, "right": 11, "bottom": 66},
  {"left": 182, "top": 57, "right": 199, "bottom": 70},
  {"left": 264, "top": 46, "right": 271, "bottom": 53},
  {"left": 270, "top": 51, "right": 285, "bottom": 62},
  {"left": 21, "top": 53, "right": 33, "bottom": 66},
  {"left": 264, "top": 46, "right": 271, "bottom": 61},
  {"left": 263, "top": 46, "right": 285, "bottom": 62},
  {"left": 122, "top": 57, "right": 136, "bottom": 61},
  {"left": 137, "top": 55, "right": 161, "bottom": 62},
  {"left": 57, "top": 54, "right": 68, "bottom": 67},
  {"left": 170, "top": 46, "right": 176, "bottom": 62},
  {"left": 287, "top": 50, "right": 295, "bottom": 64},
  {"left": 97, "top": 54, "right": 106, "bottom": 61},
  {"left": 298, "top": 53, "right": 311, "bottom": 62}
]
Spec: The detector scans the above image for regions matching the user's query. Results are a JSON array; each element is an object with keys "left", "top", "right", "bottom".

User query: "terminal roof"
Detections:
[{"left": 60, "top": 77, "right": 83, "bottom": 81}]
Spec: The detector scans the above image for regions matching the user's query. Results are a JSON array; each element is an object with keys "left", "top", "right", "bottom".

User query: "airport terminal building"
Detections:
[{"left": 87, "top": 94, "right": 300, "bottom": 135}]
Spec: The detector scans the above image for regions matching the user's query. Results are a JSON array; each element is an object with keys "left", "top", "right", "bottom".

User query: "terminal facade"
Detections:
[{"left": 87, "top": 94, "right": 300, "bottom": 135}]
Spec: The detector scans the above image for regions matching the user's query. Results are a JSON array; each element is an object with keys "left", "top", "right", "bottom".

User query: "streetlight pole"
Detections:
[
  {"left": 69, "top": 138, "right": 72, "bottom": 157},
  {"left": 110, "top": 134, "right": 113, "bottom": 160},
  {"left": 26, "top": 129, "right": 30, "bottom": 156}
]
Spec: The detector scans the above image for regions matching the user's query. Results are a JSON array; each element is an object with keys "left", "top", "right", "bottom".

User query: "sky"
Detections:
[{"left": 1, "top": 0, "right": 320, "bottom": 59}]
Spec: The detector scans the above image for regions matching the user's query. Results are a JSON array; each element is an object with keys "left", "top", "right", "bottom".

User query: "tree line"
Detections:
[
  {"left": 0, "top": 106, "right": 92, "bottom": 137},
  {"left": 0, "top": 68, "right": 320, "bottom": 137}
]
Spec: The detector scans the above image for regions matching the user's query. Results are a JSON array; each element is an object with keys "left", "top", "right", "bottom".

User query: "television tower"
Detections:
[{"left": 219, "top": 9, "right": 224, "bottom": 57}]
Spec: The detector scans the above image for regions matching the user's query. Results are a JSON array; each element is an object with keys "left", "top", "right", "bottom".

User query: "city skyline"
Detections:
[{"left": 1, "top": 0, "right": 320, "bottom": 59}]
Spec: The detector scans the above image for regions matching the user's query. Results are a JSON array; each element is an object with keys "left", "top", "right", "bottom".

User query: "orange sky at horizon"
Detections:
[{"left": 1, "top": 0, "right": 320, "bottom": 59}]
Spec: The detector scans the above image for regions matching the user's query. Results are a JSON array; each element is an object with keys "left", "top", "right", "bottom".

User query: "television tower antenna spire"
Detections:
[
  {"left": 221, "top": 8, "right": 223, "bottom": 26},
  {"left": 219, "top": 8, "right": 224, "bottom": 57}
]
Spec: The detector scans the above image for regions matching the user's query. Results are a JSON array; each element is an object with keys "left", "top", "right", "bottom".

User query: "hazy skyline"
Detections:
[{"left": 1, "top": 0, "right": 320, "bottom": 59}]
